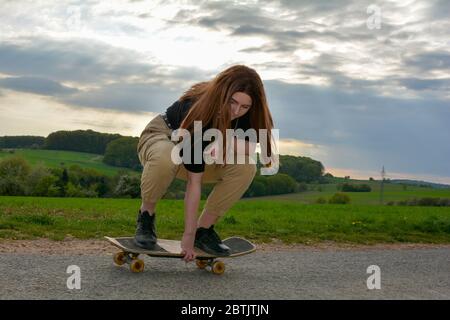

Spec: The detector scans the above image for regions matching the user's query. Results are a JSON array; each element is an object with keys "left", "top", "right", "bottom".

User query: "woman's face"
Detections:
[{"left": 229, "top": 92, "right": 252, "bottom": 120}]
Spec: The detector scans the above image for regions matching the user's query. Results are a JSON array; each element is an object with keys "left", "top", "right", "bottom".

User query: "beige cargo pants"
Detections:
[{"left": 137, "top": 114, "right": 257, "bottom": 218}]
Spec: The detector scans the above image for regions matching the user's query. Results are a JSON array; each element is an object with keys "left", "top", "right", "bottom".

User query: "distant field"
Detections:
[
  {"left": 245, "top": 180, "right": 450, "bottom": 205},
  {"left": 0, "top": 196, "right": 449, "bottom": 244},
  {"left": 0, "top": 149, "right": 136, "bottom": 176}
]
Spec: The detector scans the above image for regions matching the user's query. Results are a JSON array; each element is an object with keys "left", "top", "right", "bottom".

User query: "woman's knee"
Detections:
[
  {"left": 142, "top": 155, "right": 179, "bottom": 179},
  {"left": 141, "top": 139, "right": 175, "bottom": 163},
  {"left": 141, "top": 143, "right": 178, "bottom": 179}
]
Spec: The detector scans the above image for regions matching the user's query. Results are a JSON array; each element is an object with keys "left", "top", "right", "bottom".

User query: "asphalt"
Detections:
[{"left": 1, "top": 247, "right": 449, "bottom": 300}]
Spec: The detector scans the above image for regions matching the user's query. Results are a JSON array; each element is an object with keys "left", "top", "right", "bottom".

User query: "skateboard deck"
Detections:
[{"left": 105, "top": 236, "right": 256, "bottom": 275}]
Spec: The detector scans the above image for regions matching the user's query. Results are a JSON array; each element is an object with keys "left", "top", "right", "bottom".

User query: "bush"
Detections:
[
  {"left": 276, "top": 155, "right": 325, "bottom": 183},
  {"left": 417, "top": 197, "right": 440, "bottom": 206},
  {"left": 0, "top": 156, "right": 30, "bottom": 179},
  {"left": 265, "top": 174, "right": 298, "bottom": 195},
  {"left": 328, "top": 192, "right": 351, "bottom": 204},
  {"left": 66, "top": 182, "right": 98, "bottom": 198},
  {"left": 114, "top": 174, "right": 141, "bottom": 198},
  {"left": 67, "top": 165, "right": 111, "bottom": 197},
  {"left": 26, "top": 164, "right": 59, "bottom": 196},
  {"left": 103, "top": 137, "right": 141, "bottom": 170},
  {"left": 392, "top": 197, "right": 450, "bottom": 207},
  {"left": 315, "top": 197, "right": 327, "bottom": 204},
  {"left": 0, "top": 177, "right": 26, "bottom": 195},
  {"left": 338, "top": 182, "right": 371, "bottom": 192},
  {"left": 0, "top": 157, "right": 31, "bottom": 195}
]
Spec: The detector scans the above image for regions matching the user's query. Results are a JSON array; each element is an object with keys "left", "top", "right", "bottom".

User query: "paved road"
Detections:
[{"left": 0, "top": 247, "right": 449, "bottom": 299}]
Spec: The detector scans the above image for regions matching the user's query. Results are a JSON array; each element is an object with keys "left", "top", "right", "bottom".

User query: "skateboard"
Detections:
[{"left": 105, "top": 236, "right": 256, "bottom": 275}]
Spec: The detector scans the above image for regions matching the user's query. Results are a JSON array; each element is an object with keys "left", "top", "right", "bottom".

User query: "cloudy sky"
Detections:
[{"left": 0, "top": 0, "right": 449, "bottom": 183}]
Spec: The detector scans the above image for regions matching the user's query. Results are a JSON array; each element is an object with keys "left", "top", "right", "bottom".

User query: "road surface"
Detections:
[{"left": 0, "top": 245, "right": 449, "bottom": 299}]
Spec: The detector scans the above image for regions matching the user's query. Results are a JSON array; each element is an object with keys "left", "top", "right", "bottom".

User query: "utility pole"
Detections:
[{"left": 380, "top": 165, "right": 385, "bottom": 205}]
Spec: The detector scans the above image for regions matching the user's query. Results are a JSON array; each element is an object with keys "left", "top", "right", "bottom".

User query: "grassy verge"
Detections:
[{"left": 1, "top": 196, "right": 449, "bottom": 244}]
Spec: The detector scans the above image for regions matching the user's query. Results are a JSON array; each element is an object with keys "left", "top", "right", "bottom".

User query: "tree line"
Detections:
[
  {"left": 1, "top": 130, "right": 330, "bottom": 189},
  {"left": 1, "top": 131, "right": 141, "bottom": 170},
  {"left": 0, "top": 136, "right": 45, "bottom": 149},
  {"left": 0, "top": 156, "right": 329, "bottom": 199}
]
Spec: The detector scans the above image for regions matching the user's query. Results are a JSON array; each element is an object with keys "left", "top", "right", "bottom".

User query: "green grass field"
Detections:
[
  {"left": 246, "top": 181, "right": 450, "bottom": 205},
  {"left": 1, "top": 150, "right": 449, "bottom": 244},
  {"left": 1, "top": 196, "right": 449, "bottom": 244},
  {"left": 0, "top": 149, "right": 136, "bottom": 176}
]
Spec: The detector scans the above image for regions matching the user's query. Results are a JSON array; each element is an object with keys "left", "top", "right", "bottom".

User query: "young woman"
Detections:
[{"left": 135, "top": 65, "right": 274, "bottom": 262}]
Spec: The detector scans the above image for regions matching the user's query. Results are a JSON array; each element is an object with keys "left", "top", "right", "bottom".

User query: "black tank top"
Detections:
[{"left": 164, "top": 98, "right": 253, "bottom": 173}]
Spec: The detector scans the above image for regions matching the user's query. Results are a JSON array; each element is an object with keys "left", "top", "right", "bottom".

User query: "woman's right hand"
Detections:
[{"left": 181, "top": 232, "right": 197, "bottom": 263}]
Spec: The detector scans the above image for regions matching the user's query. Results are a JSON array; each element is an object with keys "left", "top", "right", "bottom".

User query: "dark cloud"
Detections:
[
  {"left": 0, "top": 37, "right": 211, "bottom": 113},
  {"left": 399, "top": 78, "right": 450, "bottom": 91},
  {"left": 0, "top": 76, "right": 78, "bottom": 96},
  {"left": 0, "top": 38, "right": 158, "bottom": 84},
  {"left": 231, "top": 24, "right": 371, "bottom": 43},
  {"left": 272, "top": 0, "right": 353, "bottom": 13},
  {"left": 239, "top": 41, "right": 300, "bottom": 54},
  {"left": 425, "top": 0, "right": 450, "bottom": 20},
  {"left": 168, "top": 2, "right": 277, "bottom": 34},
  {"left": 265, "top": 79, "right": 450, "bottom": 175},
  {"left": 62, "top": 82, "right": 180, "bottom": 113},
  {"left": 404, "top": 52, "right": 450, "bottom": 73}
]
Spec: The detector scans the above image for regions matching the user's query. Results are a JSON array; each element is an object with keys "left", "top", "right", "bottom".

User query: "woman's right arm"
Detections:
[{"left": 181, "top": 171, "right": 203, "bottom": 262}]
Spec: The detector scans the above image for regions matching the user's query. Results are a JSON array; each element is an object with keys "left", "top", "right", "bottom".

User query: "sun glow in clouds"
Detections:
[{"left": 0, "top": 90, "right": 155, "bottom": 137}]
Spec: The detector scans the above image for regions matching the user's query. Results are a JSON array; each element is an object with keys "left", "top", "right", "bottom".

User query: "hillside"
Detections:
[
  {"left": 244, "top": 179, "right": 450, "bottom": 205},
  {"left": 0, "top": 149, "right": 136, "bottom": 177},
  {"left": 391, "top": 179, "right": 450, "bottom": 189}
]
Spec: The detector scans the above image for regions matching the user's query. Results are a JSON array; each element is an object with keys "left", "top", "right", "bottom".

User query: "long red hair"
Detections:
[{"left": 178, "top": 65, "right": 274, "bottom": 163}]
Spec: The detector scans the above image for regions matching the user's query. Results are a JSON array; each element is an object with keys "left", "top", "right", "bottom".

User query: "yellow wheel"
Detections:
[
  {"left": 130, "top": 259, "right": 145, "bottom": 273},
  {"left": 196, "top": 259, "right": 208, "bottom": 269},
  {"left": 212, "top": 260, "right": 225, "bottom": 275},
  {"left": 113, "top": 252, "right": 126, "bottom": 266}
]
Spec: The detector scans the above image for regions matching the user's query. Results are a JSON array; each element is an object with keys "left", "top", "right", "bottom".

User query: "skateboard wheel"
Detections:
[
  {"left": 211, "top": 260, "right": 225, "bottom": 275},
  {"left": 130, "top": 259, "right": 145, "bottom": 273},
  {"left": 196, "top": 259, "right": 208, "bottom": 269},
  {"left": 113, "top": 252, "right": 126, "bottom": 266}
]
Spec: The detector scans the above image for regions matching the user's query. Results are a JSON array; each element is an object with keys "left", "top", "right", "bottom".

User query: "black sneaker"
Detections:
[
  {"left": 194, "top": 225, "right": 231, "bottom": 256},
  {"left": 133, "top": 210, "right": 157, "bottom": 250}
]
